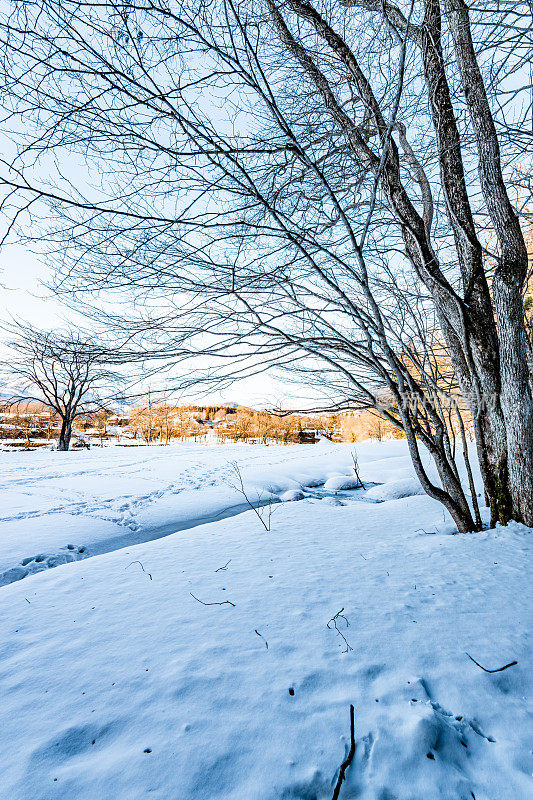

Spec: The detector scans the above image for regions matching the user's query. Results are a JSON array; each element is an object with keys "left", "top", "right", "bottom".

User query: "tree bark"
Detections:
[
  {"left": 445, "top": 0, "right": 533, "bottom": 525},
  {"left": 339, "top": 0, "right": 517, "bottom": 525},
  {"left": 58, "top": 417, "right": 73, "bottom": 451},
  {"left": 401, "top": 415, "right": 476, "bottom": 532},
  {"left": 418, "top": 0, "right": 512, "bottom": 526}
]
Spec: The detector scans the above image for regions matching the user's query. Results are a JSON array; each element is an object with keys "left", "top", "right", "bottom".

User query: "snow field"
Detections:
[
  {"left": 0, "top": 441, "right": 405, "bottom": 585},
  {"left": 0, "top": 441, "right": 530, "bottom": 799}
]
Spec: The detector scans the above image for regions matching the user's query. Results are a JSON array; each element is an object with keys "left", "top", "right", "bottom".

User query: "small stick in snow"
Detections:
[
  {"left": 227, "top": 461, "right": 277, "bottom": 531},
  {"left": 255, "top": 629, "right": 268, "bottom": 649},
  {"left": 331, "top": 704, "right": 356, "bottom": 800},
  {"left": 327, "top": 608, "right": 353, "bottom": 653},
  {"left": 190, "top": 592, "right": 235, "bottom": 607},
  {"left": 126, "top": 560, "right": 152, "bottom": 580},
  {"left": 215, "top": 559, "right": 232, "bottom": 572},
  {"left": 350, "top": 450, "right": 364, "bottom": 488},
  {"left": 465, "top": 652, "right": 517, "bottom": 673}
]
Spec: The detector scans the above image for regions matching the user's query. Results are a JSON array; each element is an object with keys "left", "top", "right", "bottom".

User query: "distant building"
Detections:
[{"left": 297, "top": 429, "right": 319, "bottom": 444}]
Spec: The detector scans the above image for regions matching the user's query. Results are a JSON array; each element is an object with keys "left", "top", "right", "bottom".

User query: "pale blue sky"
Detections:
[{"left": 0, "top": 244, "right": 298, "bottom": 408}]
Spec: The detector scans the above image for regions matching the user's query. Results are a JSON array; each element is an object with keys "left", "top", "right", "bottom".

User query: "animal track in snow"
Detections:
[{"left": 0, "top": 544, "right": 87, "bottom": 587}]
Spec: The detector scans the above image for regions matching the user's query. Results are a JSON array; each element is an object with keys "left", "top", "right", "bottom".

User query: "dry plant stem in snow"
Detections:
[
  {"left": 189, "top": 593, "right": 236, "bottom": 608},
  {"left": 465, "top": 652, "right": 517, "bottom": 673},
  {"left": 327, "top": 608, "right": 353, "bottom": 654},
  {"left": 125, "top": 561, "right": 152, "bottom": 581},
  {"left": 350, "top": 449, "right": 364, "bottom": 488},
  {"left": 331, "top": 704, "right": 356, "bottom": 800},
  {"left": 228, "top": 461, "right": 277, "bottom": 531}
]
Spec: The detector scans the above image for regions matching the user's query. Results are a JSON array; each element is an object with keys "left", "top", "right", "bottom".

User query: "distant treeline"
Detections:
[{"left": 1, "top": 401, "right": 410, "bottom": 446}]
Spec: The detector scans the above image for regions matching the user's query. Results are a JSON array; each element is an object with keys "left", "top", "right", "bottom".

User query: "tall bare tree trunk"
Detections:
[
  {"left": 418, "top": 0, "right": 511, "bottom": 526},
  {"left": 401, "top": 415, "right": 476, "bottom": 532},
  {"left": 58, "top": 417, "right": 72, "bottom": 451},
  {"left": 337, "top": 0, "right": 527, "bottom": 525},
  {"left": 445, "top": 0, "right": 533, "bottom": 526},
  {"left": 286, "top": 0, "right": 515, "bottom": 525}
]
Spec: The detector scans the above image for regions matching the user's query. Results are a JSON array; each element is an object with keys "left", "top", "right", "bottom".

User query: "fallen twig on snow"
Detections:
[
  {"left": 215, "top": 559, "right": 232, "bottom": 572},
  {"left": 465, "top": 652, "right": 517, "bottom": 673},
  {"left": 126, "top": 561, "right": 152, "bottom": 580},
  {"left": 332, "top": 704, "right": 356, "bottom": 800},
  {"left": 327, "top": 608, "right": 353, "bottom": 653},
  {"left": 255, "top": 629, "right": 268, "bottom": 649},
  {"left": 190, "top": 592, "right": 235, "bottom": 608}
]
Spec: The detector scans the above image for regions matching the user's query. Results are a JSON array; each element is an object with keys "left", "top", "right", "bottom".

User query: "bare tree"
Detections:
[
  {"left": 0, "top": 1, "right": 531, "bottom": 525},
  {"left": 1, "top": 324, "right": 121, "bottom": 450}
]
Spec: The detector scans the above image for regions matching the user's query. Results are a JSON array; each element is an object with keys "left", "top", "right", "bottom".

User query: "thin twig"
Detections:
[
  {"left": 327, "top": 608, "right": 353, "bottom": 653},
  {"left": 126, "top": 560, "right": 152, "bottom": 580},
  {"left": 215, "top": 559, "right": 232, "bottom": 572},
  {"left": 227, "top": 461, "right": 277, "bottom": 530},
  {"left": 332, "top": 705, "right": 356, "bottom": 800},
  {"left": 350, "top": 449, "right": 364, "bottom": 488},
  {"left": 190, "top": 592, "right": 235, "bottom": 607},
  {"left": 465, "top": 652, "right": 517, "bottom": 673},
  {"left": 255, "top": 629, "right": 269, "bottom": 649}
]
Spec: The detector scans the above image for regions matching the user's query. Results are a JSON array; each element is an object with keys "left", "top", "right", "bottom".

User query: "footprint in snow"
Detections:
[{"left": 0, "top": 545, "right": 88, "bottom": 587}]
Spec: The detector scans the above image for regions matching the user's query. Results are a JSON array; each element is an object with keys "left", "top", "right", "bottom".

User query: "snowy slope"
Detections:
[{"left": 0, "top": 442, "right": 531, "bottom": 800}]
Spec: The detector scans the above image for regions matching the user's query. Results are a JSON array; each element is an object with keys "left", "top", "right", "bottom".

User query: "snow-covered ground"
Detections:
[
  {"left": 0, "top": 440, "right": 410, "bottom": 586},
  {"left": 0, "top": 441, "right": 531, "bottom": 799}
]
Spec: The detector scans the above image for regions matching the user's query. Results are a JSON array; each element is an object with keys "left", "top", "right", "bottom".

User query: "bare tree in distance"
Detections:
[
  {"left": 0, "top": 1, "right": 531, "bottom": 526},
  {"left": 1, "top": 324, "right": 122, "bottom": 451}
]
